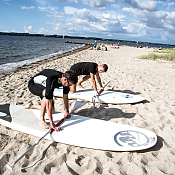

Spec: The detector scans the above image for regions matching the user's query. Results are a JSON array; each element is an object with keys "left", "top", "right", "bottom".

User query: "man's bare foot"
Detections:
[
  {"left": 23, "top": 103, "right": 32, "bottom": 109},
  {"left": 39, "top": 121, "right": 51, "bottom": 129},
  {"left": 77, "top": 84, "right": 85, "bottom": 89}
]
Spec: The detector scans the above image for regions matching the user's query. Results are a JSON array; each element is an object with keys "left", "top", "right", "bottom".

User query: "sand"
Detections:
[{"left": 1, "top": 45, "right": 175, "bottom": 175}]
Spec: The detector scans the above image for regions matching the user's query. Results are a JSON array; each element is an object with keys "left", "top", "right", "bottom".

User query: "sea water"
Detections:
[{"left": 0, "top": 35, "right": 84, "bottom": 74}]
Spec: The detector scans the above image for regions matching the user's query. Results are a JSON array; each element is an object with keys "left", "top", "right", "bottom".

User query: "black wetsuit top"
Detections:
[{"left": 70, "top": 62, "right": 98, "bottom": 76}]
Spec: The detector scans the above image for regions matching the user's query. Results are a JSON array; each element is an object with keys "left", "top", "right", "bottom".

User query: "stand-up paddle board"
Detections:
[
  {"left": 0, "top": 104, "right": 156, "bottom": 151},
  {"left": 54, "top": 87, "right": 145, "bottom": 104}
]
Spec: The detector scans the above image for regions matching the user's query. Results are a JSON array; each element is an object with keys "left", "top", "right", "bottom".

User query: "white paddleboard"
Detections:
[
  {"left": 0, "top": 104, "right": 157, "bottom": 151},
  {"left": 54, "top": 87, "right": 145, "bottom": 104}
]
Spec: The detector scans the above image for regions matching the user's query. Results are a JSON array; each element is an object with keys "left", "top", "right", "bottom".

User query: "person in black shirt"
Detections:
[
  {"left": 26, "top": 69, "right": 78, "bottom": 131},
  {"left": 70, "top": 62, "right": 108, "bottom": 96}
]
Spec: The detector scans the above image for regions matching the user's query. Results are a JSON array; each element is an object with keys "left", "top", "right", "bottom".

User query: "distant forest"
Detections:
[{"left": 0, "top": 32, "right": 174, "bottom": 46}]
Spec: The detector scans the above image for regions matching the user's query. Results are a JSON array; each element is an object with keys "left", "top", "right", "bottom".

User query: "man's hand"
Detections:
[
  {"left": 100, "top": 87, "right": 104, "bottom": 91},
  {"left": 96, "top": 87, "right": 104, "bottom": 96},
  {"left": 96, "top": 91, "right": 100, "bottom": 96},
  {"left": 51, "top": 124, "right": 62, "bottom": 132},
  {"left": 64, "top": 112, "right": 71, "bottom": 119}
]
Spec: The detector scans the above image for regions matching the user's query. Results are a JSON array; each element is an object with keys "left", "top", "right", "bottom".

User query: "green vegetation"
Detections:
[{"left": 139, "top": 48, "right": 175, "bottom": 61}]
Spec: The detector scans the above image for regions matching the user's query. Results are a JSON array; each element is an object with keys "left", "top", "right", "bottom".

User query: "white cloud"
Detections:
[
  {"left": 64, "top": 6, "right": 78, "bottom": 15},
  {"left": 137, "top": 0, "right": 158, "bottom": 11},
  {"left": 69, "top": 0, "right": 78, "bottom": 4},
  {"left": 119, "top": 3, "right": 175, "bottom": 43},
  {"left": 23, "top": 26, "right": 32, "bottom": 33},
  {"left": 168, "top": 2, "right": 174, "bottom": 6},
  {"left": 143, "top": 10, "right": 167, "bottom": 29},
  {"left": 122, "top": 0, "right": 158, "bottom": 11},
  {"left": 28, "top": 26, "right": 32, "bottom": 29},
  {"left": 103, "top": 13, "right": 111, "bottom": 18},
  {"left": 123, "top": 7, "right": 168, "bottom": 29},
  {"left": 38, "top": 7, "right": 47, "bottom": 11},
  {"left": 38, "top": 6, "right": 58, "bottom": 11},
  {"left": 20, "top": 6, "right": 35, "bottom": 11},
  {"left": 2, "top": 0, "right": 13, "bottom": 6},
  {"left": 49, "top": 6, "right": 58, "bottom": 11},
  {"left": 166, "top": 11, "right": 175, "bottom": 21},
  {"left": 83, "top": 0, "right": 117, "bottom": 10},
  {"left": 54, "top": 0, "right": 78, "bottom": 4},
  {"left": 36, "top": 27, "right": 47, "bottom": 34},
  {"left": 38, "top": 6, "right": 63, "bottom": 18},
  {"left": 166, "top": 11, "right": 175, "bottom": 28},
  {"left": 22, "top": 26, "right": 47, "bottom": 34},
  {"left": 47, "top": 7, "right": 125, "bottom": 38},
  {"left": 76, "top": 8, "right": 98, "bottom": 22},
  {"left": 111, "top": 3, "right": 121, "bottom": 9}
]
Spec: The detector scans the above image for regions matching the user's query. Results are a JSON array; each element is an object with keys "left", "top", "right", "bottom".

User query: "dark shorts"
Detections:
[
  {"left": 28, "top": 78, "right": 45, "bottom": 99},
  {"left": 28, "top": 79, "right": 54, "bottom": 107}
]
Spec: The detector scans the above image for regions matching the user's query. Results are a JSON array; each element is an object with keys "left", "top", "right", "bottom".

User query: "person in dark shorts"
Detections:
[
  {"left": 70, "top": 62, "right": 108, "bottom": 96},
  {"left": 25, "top": 69, "right": 78, "bottom": 131},
  {"left": 94, "top": 40, "right": 97, "bottom": 49}
]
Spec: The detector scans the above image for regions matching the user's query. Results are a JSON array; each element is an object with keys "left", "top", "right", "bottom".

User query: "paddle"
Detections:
[
  {"left": 6, "top": 100, "right": 87, "bottom": 170},
  {"left": 92, "top": 81, "right": 110, "bottom": 107}
]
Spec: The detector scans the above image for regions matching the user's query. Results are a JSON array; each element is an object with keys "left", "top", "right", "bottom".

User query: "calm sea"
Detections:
[
  {"left": 0, "top": 35, "right": 174, "bottom": 74},
  {"left": 0, "top": 35, "right": 84, "bottom": 74}
]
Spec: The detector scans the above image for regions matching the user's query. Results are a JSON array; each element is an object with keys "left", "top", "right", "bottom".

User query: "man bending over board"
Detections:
[
  {"left": 25, "top": 69, "right": 78, "bottom": 131},
  {"left": 70, "top": 62, "right": 108, "bottom": 96}
]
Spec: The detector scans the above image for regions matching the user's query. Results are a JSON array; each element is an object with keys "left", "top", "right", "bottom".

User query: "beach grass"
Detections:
[{"left": 139, "top": 48, "right": 175, "bottom": 61}]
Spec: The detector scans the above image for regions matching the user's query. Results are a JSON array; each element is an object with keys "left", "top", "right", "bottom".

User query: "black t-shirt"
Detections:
[
  {"left": 71, "top": 62, "right": 98, "bottom": 76},
  {"left": 32, "top": 69, "right": 69, "bottom": 99}
]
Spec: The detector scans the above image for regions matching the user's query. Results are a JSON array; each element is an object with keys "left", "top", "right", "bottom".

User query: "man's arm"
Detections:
[
  {"left": 63, "top": 94, "right": 71, "bottom": 118},
  {"left": 45, "top": 98, "right": 61, "bottom": 131},
  {"left": 96, "top": 72, "right": 103, "bottom": 90},
  {"left": 45, "top": 98, "right": 54, "bottom": 127},
  {"left": 90, "top": 73, "right": 99, "bottom": 95}
]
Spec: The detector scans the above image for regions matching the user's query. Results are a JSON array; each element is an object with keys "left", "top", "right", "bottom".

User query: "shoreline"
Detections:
[
  {"left": 1, "top": 45, "right": 175, "bottom": 174},
  {"left": 0, "top": 44, "right": 92, "bottom": 79}
]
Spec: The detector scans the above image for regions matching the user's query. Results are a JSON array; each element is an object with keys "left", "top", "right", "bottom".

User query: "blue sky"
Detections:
[{"left": 0, "top": 0, "right": 175, "bottom": 45}]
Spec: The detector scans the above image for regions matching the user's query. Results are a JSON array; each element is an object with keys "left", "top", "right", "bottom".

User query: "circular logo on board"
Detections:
[{"left": 114, "top": 130, "right": 149, "bottom": 147}]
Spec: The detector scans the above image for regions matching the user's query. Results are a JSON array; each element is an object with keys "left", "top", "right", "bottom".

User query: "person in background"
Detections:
[{"left": 94, "top": 40, "right": 97, "bottom": 49}]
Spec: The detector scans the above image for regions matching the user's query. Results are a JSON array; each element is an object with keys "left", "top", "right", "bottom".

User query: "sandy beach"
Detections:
[{"left": 0, "top": 45, "right": 175, "bottom": 175}]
